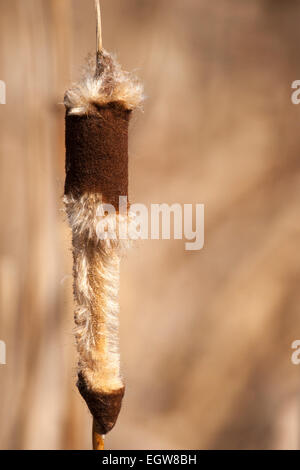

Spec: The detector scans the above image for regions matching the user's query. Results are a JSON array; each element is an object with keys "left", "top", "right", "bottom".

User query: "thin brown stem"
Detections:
[
  {"left": 95, "top": 0, "right": 103, "bottom": 53},
  {"left": 95, "top": 0, "right": 104, "bottom": 77},
  {"left": 93, "top": 419, "right": 105, "bottom": 450}
]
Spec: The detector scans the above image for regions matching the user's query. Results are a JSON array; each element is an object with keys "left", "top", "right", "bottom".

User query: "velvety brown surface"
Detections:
[
  {"left": 65, "top": 105, "right": 131, "bottom": 210},
  {"left": 77, "top": 372, "right": 125, "bottom": 435}
]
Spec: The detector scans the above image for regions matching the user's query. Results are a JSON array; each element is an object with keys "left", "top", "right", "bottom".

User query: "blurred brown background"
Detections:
[{"left": 0, "top": 0, "right": 300, "bottom": 450}]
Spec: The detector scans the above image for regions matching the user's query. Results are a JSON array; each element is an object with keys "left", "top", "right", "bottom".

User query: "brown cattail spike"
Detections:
[
  {"left": 65, "top": 107, "right": 130, "bottom": 210},
  {"left": 64, "top": 0, "right": 144, "bottom": 451}
]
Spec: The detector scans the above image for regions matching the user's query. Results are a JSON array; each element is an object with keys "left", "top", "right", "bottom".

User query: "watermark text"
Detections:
[
  {"left": 96, "top": 197, "right": 204, "bottom": 251},
  {"left": 0, "top": 80, "right": 6, "bottom": 104}
]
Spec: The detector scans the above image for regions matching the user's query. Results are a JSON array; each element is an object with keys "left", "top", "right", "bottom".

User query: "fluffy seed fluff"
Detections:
[
  {"left": 64, "top": 193, "right": 132, "bottom": 392},
  {"left": 64, "top": 49, "right": 144, "bottom": 115}
]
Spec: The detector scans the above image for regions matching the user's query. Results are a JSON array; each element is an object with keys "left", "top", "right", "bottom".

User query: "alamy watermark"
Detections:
[
  {"left": 0, "top": 81, "right": 7, "bottom": 364},
  {"left": 0, "top": 80, "right": 6, "bottom": 104},
  {"left": 0, "top": 341, "right": 6, "bottom": 365},
  {"left": 96, "top": 197, "right": 204, "bottom": 251},
  {"left": 291, "top": 340, "right": 300, "bottom": 365}
]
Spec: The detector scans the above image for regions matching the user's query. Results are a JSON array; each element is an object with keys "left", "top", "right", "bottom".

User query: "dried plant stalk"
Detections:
[{"left": 64, "top": 0, "right": 143, "bottom": 450}]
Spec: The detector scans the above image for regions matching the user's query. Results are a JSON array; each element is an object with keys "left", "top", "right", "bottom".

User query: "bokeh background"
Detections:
[{"left": 0, "top": 0, "right": 300, "bottom": 450}]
